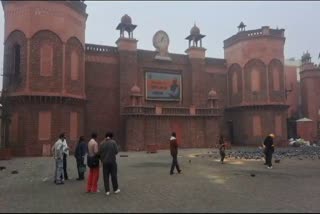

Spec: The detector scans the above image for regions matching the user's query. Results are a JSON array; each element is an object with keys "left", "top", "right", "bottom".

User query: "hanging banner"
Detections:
[{"left": 145, "top": 71, "right": 182, "bottom": 101}]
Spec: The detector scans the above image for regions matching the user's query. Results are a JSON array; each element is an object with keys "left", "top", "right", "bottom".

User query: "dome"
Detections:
[
  {"left": 130, "top": 84, "right": 141, "bottom": 95},
  {"left": 208, "top": 89, "right": 218, "bottom": 99},
  {"left": 190, "top": 24, "right": 200, "bottom": 36},
  {"left": 121, "top": 14, "right": 132, "bottom": 25}
]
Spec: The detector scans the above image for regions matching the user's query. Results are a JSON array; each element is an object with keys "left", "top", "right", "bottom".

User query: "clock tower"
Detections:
[{"left": 152, "top": 30, "right": 171, "bottom": 61}]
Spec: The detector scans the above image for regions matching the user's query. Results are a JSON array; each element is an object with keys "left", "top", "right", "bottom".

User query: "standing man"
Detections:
[
  {"left": 52, "top": 133, "right": 65, "bottom": 185},
  {"left": 264, "top": 134, "right": 275, "bottom": 169},
  {"left": 98, "top": 132, "right": 120, "bottom": 196},
  {"left": 75, "top": 136, "right": 87, "bottom": 181},
  {"left": 170, "top": 132, "right": 181, "bottom": 175},
  {"left": 86, "top": 133, "right": 100, "bottom": 193},
  {"left": 62, "top": 135, "right": 69, "bottom": 180}
]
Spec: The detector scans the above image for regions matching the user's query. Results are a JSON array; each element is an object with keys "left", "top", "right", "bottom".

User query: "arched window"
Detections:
[
  {"left": 232, "top": 72, "right": 238, "bottom": 94},
  {"left": 40, "top": 44, "right": 53, "bottom": 76},
  {"left": 71, "top": 50, "right": 79, "bottom": 80},
  {"left": 13, "top": 44, "right": 21, "bottom": 76},
  {"left": 251, "top": 68, "right": 260, "bottom": 92},
  {"left": 272, "top": 68, "right": 280, "bottom": 91}
]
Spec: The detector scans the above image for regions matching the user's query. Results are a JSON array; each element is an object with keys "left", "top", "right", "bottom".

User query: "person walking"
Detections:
[
  {"left": 170, "top": 132, "right": 181, "bottom": 175},
  {"left": 98, "top": 132, "right": 120, "bottom": 196},
  {"left": 75, "top": 136, "right": 87, "bottom": 181},
  {"left": 86, "top": 133, "right": 100, "bottom": 193},
  {"left": 52, "top": 133, "right": 65, "bottom": 185},
  {"left": 264, "top": 134, "right": 275, "bottom": 169},
  {"left": 219, "top": 135, "right": 226, "bottom": 164}
]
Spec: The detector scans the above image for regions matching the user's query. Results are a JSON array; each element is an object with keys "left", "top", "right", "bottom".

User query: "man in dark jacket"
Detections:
[
  {"left": 170, "top": 132, "right": 181, "bottom": 175},
  {"left": 263, "top": 134, "right": 275, "bottom": 169},
  {"left": 98, "top": 132, "right": 120, "bottom": 196},
  {"left": 75, "top": 136, "right": 87, "bottom": 180}
]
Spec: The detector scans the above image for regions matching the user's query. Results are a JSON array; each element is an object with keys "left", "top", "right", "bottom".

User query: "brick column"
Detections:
[
  {"left": 116, "top": 37, "right": 138, "bottom": 150},
  {"left": 185, "top": 47, "right": 206, "bottom": 106}
]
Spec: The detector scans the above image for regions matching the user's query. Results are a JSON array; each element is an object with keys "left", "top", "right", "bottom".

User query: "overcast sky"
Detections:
[{"left": 1, "top": 1, "right": 320, "bottom": 89}]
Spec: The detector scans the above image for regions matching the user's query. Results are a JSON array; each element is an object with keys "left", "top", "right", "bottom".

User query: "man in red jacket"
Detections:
[{"left": 170, "top": 132, "right": 182, "bottom": 175}]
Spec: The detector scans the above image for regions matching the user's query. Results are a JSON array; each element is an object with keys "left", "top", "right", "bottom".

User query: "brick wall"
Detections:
[
  {"left": 125, "top": 116, "right": 220, "bottom": 150},
  {"left": 85, "top": 60, "right": 121, "bottom": 145},
  {"left": 3, "top": 30, "right": 27, "bottom": 93},
  {"left": 9, "top": 102, "right": 85, "bottom": 156},
  {"left": 226, "top": 108, "right": 287, "bottom": 145},
  {"left": 65, "top": 37, "right": 85, "bottom": 97},
  {"left": 30, "top": 30, "right": 63, "bottom": 93}
]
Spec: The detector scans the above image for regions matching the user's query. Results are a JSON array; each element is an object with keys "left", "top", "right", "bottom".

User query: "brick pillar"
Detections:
[
  {"left": 116, "top": 38, "right": 138, "bottom": 150},
  {"left": 186, "top": 47, "right": 206, "bottom": 106}
]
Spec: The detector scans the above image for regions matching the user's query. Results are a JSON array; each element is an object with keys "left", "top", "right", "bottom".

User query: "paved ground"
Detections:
[{"left": 1, "top": 148, "right": 320, "bottom": 213}]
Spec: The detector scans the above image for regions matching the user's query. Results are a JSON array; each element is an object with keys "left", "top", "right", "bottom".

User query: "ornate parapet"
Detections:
[
  {"left": 122, "top": 105, "right": 223, "bottom": 117},
  {"left": 85, "top": 44, "right": 119, "bottom": 54},
  {"left": 225, "top": 103, "right": 289, "bottom": 112},
  {"left": 224, "top": 27, "right": 285, "bottom": 48}
]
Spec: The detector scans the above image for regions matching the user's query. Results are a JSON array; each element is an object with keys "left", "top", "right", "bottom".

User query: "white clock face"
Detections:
[{"left": 153, "top": 31, "right": 169, "bottom": 49}]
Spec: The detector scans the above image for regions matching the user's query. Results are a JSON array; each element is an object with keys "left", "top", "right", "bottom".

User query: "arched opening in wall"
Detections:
[
  {"left": 232, "top": 72, "right": 238, "bottom": 94},
  {"left": 13, "top": 44, "right": 21, "bottom": 76},
  {"left": 71, "top": 50, "right": 79, "bottom": 80},
  {"left": 268, "top": 59, "right": 284, "bottom": 92},
  {"left": 273, "top": 68, "right": 280, "bottom": 91},
  {"left": 40, "top": 44, "right": 53, "bottom": 76},
  {"left": 251, "top": 69, "right": 260, "bottom": 92}
]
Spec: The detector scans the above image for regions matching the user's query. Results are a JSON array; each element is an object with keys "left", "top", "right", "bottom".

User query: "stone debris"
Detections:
[
  {"left": 120, "top": 155, "right": 128, "bottom": 157},
  {"left": 201, "top": 146, "right": 320, "bottom": 161},
  {"left": 250, "top": 173, "right": 256, "bottom": 177},
  {"left": 11, "top": 170, "right": 18, "bottom": 174},
  {"left": 0, "top": 166, "right": 6, "bottom": 171}
]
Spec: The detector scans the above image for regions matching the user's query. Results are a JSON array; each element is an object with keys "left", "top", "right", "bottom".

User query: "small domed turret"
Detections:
[{"left": 121, "top": 14, "right": 132, "bottom": 25}]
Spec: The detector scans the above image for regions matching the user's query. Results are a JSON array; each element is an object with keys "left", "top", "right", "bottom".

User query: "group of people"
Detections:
[
  {"left": 217, "top": 133, "right": 276, "bottom": 168},
  {"left": 51, "top": 132, "right": 121, "bottom": 196},
  {"left": 51, "top": 131, "right": 275, "bottom": 195}
]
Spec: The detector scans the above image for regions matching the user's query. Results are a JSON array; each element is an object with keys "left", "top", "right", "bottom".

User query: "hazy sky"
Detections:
[{"left": 1, "top": 1, "right": 320, "bottom": 89}]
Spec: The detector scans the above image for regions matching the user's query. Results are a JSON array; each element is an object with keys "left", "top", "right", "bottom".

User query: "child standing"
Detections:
[{"left": 219, "top": 135, "right": 226, "bottom": 164}]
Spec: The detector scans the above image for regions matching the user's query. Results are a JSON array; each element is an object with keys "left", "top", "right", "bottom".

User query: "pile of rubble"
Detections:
[
  {"left": 288, "top": 138, "right": 320, "bottom": 147},
  {"left": 224, "top": 146, "right": 320, "bottom": 160}
]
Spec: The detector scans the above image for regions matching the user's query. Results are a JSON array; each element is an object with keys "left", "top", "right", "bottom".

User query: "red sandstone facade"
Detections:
[
  {"left": 1, "top": 1, "right": 294, "bottom": 156},
  {"left": 299, "top": 53, "right": 320, "bottom": 140}
]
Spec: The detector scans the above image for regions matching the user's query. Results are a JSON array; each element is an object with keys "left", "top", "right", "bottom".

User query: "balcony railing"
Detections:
[
  {"left": 122, "top": 106, "right": 223, "bottom": 117},
  {"left": 85, "top": 44, "right": 118, "bottom": 54}
]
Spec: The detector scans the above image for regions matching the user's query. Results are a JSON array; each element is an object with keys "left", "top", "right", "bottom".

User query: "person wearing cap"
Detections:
[{"left": 263, "top": 134, "right": 275, "bottom": 169}]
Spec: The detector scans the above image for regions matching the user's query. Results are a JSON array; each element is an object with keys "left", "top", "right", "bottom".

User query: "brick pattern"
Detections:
[
  {"left": 228, "top": 63, "right": 243, "bottom": 106},
  {"left": 268, "top": 59, "right": 285, "bottom": 103},
  {"left": 125, "top": 116, "right": 220, "bottom": 150},
  {"left": 9, "top": 103, "right": 85, "bottom": 156},
  {"left": 244, "top": 59, "right": 268, "bottom": 103},
  {"left": 85, "top": 61, "right": 121, "bottom": 145},
  {"left": 3, "top": 30, "right": 27, "bottom": 93},
  {"left": 30, "top": 30, "right": 63, "bottom": 93},
  {"left": 285, "top": 65, "right": 299, "bottom": 118},
  {"left": 226, "top": 109, "right": 287, "bottom": 145},
  {"left": 65, "top": 37, "right": 85, "bottom": 97},
  {"left": 300, "top": 69, "right": 320, "bottom": 124}
]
